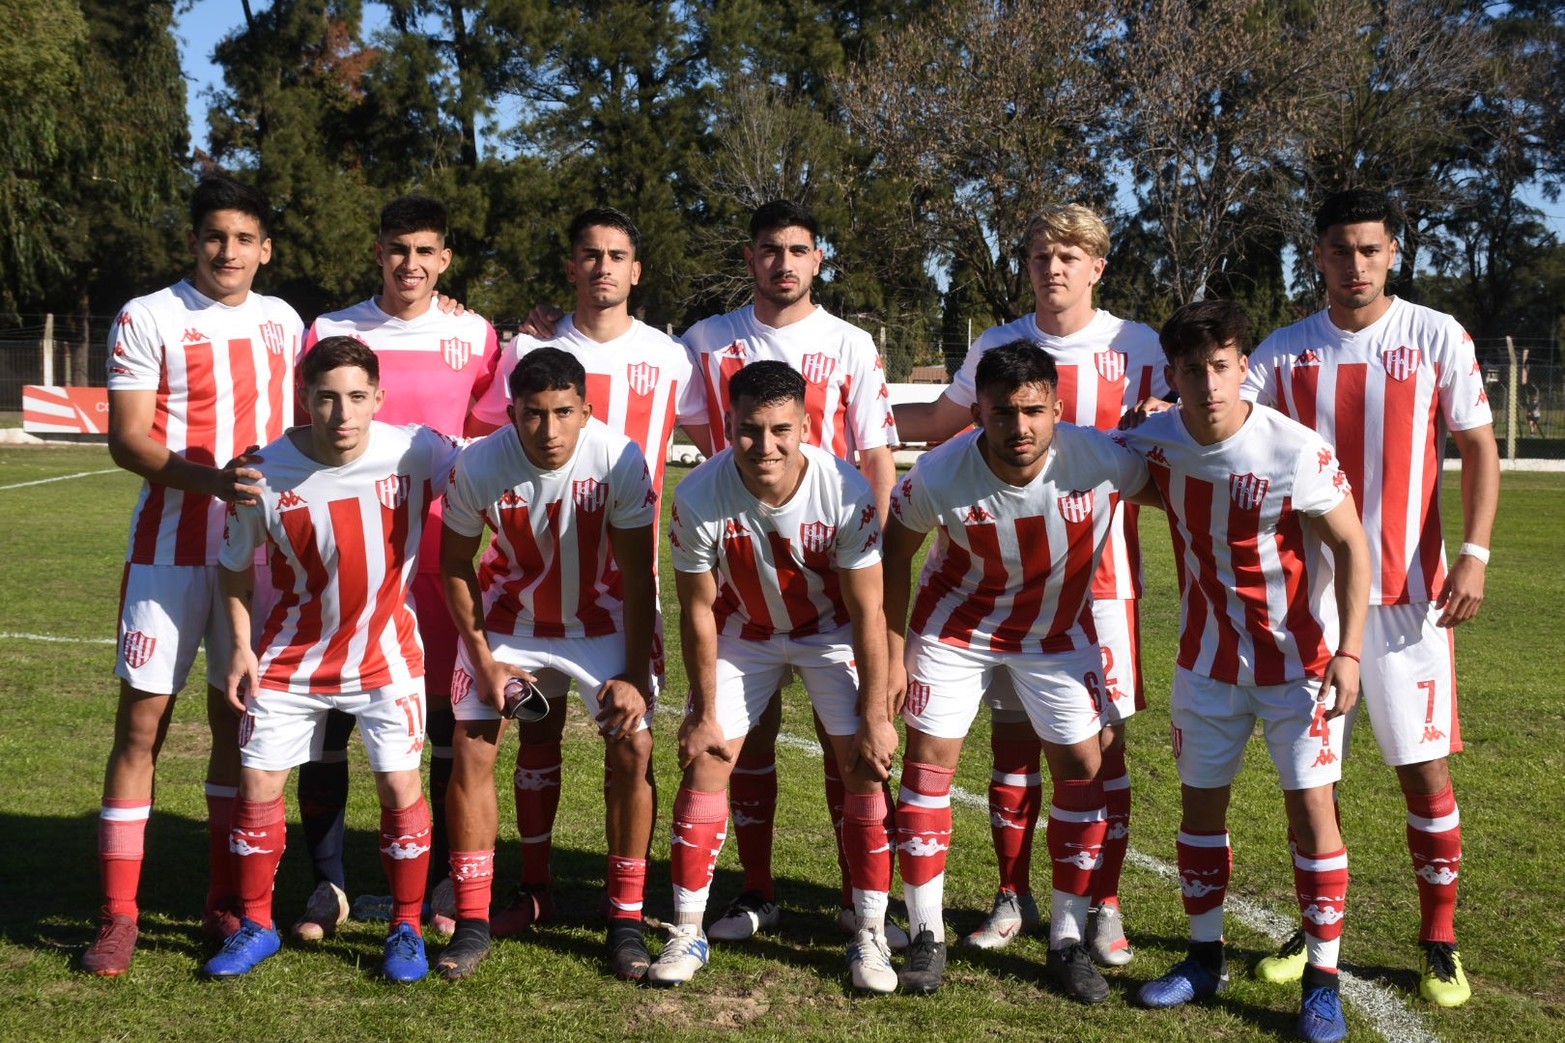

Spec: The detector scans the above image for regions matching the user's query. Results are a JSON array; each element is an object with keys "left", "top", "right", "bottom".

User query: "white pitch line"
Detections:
[
  {"left": 776, "top": 730, "right": 1440, "bottom": 1043},
  {"left": 0, "top": 468, "right": 119, "bottom": 491},
  {"left": 0, "top": 632, "right": 117, "bottom": 645}
]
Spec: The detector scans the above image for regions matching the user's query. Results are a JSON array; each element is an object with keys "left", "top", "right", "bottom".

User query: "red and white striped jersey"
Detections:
[
  {"left": 1243, "top": 298, "right": 1492, "bottom": 605},
  {"left": 891, "top": 424, "right": 1149, "bottom": 655},
  {"left": 219, "top": 422, "right": 462, "bottom": 694},
  {"left": 108, "top": 280, "right": 302, "bottom": 567},
  {"left": 948, "top": 310, "right": 1169, "bottom": 600},
  {"left": 307, "top": 299, "right": 501, "bottom": 576},
  {"left": 670, "top": 443, "right": 881, "bottom": 640},
  {"left": 1119, "top": 404, "right": 1350, "bottom": 686},
  {"left": 471, "top": 315, "right": 696, "bottom": 498},
  {"left": 682, "top": 304, "right": 898, "bottom": 459},
  {"left": 443, "top": 418, "right": 656, "bottom": 639}
]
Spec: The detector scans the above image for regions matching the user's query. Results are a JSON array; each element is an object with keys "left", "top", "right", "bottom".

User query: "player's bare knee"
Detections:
[{"left": 1395, "top": 756, "right": 1451, "bottom": 795}]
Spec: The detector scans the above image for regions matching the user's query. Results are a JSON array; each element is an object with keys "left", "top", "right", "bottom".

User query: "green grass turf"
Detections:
[{"left": 0, "top": 445, "right": 1561, "bottom": 1042}]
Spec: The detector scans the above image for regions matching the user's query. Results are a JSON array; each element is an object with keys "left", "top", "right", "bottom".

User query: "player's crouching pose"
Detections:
[
  {"left": 437, "top": 347, "right": 658, "bottom": 983},
  {"left": 884, "top": 342, "right": 1153, "bottom": 1001},
  {"left": 1120, "top": 302, "right": 1370, "bottom": 1043},
  {"left": 207, "top": 336, "right": 462, "bottom": 981},
  {"left": 648, "top": 360, "right": 899, "bottom": 993}
]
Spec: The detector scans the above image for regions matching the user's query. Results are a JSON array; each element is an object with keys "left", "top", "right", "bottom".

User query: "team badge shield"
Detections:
[
  {"left": 1057, "top": 489, "right": 1095, "bottom": 524},
  {"left": 905, "top": 679, "right": 932, "bottom": 717},
  {"left": 122, "top": 630, "right": 157, "bottom": 669},
  {"left": 626, "top": 362, "right": 659, "bottom": 397},
  {"left": 1381, "top": 345, "right": 1422, "bottom": 382},
  {"left": 800, "top": 352, "right": 836, "bottom": 385},
  {"left": 1094, "top": 349, "right": 1127, "bottom": 383},
  {"left": 573, "top": 477, "right": 608, "bottom": 513},
  {"left": 1228, "top": 472, "right": 1270, "bottom": 511},
  {"left": 450, "top": 668, "right": 473, "bottom": 705},
  {"left": 260, "top": 321, "right": 287, "bottom": 356},
  {"left": 799, "top": 521, "right": 836, "bottom": 554},
  {"left": 441, "top": 337, "right": 472, "bottom": 371},
  {"left": 376, "top": 474, "right": 410, "bottom": 510}
]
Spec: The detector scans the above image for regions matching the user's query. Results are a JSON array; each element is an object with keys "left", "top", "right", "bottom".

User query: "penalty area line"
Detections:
[{"left": 0, "top": 468, "right": 119, "bottom": 492}]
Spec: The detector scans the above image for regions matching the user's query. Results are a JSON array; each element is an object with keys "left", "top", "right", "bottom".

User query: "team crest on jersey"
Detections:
[
  {"left": 1094, "top": 349, "right": 1127, "bottom": 383},
  {"left": 573, "top": 478, "right": 608, "bottom": 513},
  {"left": 450, "top": 667, "right": 473, "bottom": 705},
  {"left": 626, "top": 362, "right": 659, "bottom": 397},
  {"left": 905, "top": 679, "right": 932, "bottom": 717},
  {"left": 260, "top": 321, "right": 287, "bottom": 356},
  {"left": 376, "top": 474, "right": 410, "bottom": 511},
  {"left": 1381, "top": 345, "right": 1422, "bottom": 382},
  {"left": 1229, "top": 472, "right": 1270, "bottom": 511},
  {"left": 800, "top": 352, "right": 836, "bottom": 385},
  {"left": 1057, "top": 489, "right": 1095, "bottom": 524},
  {"left": 122, "top": 630, "right": 157, "bottom": 670},
  {"left": 1296, "top": 349, "right": 1323, "bottom": 366},
  {"left": 441, "top": 337, "right": 472, "bottom": 371},
  {"left": 799, "top": 521, "right": 837, "bottom": 554}
]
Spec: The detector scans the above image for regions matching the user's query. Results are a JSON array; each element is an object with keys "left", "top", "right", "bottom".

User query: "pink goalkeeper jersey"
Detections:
[
  {"left": 1243, "top": 297, "right": 1492, "bottom": 605},
  {"left": 442, "top": 418, "right": 656, "bottom": 639},
  {"left": 891, "top": 424, "right": 1149, "bottom": 656},
  {"left": 682, "top": 304, "right": 899, "bottom": 458},
  {"left": 219, "top": 423, "right": 462, "bottom": 693},
  {"left": 948, "top": 310, "right": 1168, "bottom": 600},
  {"left": 1120, "top": 404, "right": 1349, "bottom": 686},
  {"left": 108, "top": 281, "right": 302, "bottom": 566},
  {"left": 669, "top": 443, "right": 882, "bottom": 640},
  {"left": 471, "top": 315, "right": 697, "bottom": 499}
]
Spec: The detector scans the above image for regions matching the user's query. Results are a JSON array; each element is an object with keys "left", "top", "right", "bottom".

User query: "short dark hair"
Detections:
[
  {"left": 301, "top": 335, "right": 379, "bottom": 387},
  {"left": 568, "top": 206, "right": 641, "bottom": 256},
  {"left": 1314, "top": 189, "right": 1400, "bottom": 238},
  {"left": 509, "top": 346, "right": 587, "bottom": 402},
  {"left": 749, "top": 199, "right": 818, "bottom": 243},
  {"left": 191, "top": 174, "right": 270, "bottom": 235},
  {"left": 1159, "top": 299, "right": 1253, "bottom": 363},
  {"left": 728, "top": 360, "right": 805, "bottom": 411},
  {"left": 379, "top": 194, "right": 448, "bottom": 241},
  {"left": 974, "top": 340, "right": 1058, "bottom": 400}
]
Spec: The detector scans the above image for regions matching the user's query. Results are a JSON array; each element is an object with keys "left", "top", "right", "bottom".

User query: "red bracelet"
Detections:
[{"left": 1334, "top": 651, "right": 1360, "bottom": 664}]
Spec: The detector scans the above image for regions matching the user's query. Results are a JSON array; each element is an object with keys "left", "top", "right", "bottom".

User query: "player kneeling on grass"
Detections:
[
  {"left": 648, "top": 360, "right": 899, "bottom": 993},
  {"left": 437, "top": 347, "right": 658, "bottom": 983},
  {"left": 883, "top": 341, "right": 1155, "bottom": 1001},
  {"left": 208, "top": 336, "right": 462, "bottom": 982},
  {"left": 1117, "top": 301, "right": 1370, "bottom": 1043}
]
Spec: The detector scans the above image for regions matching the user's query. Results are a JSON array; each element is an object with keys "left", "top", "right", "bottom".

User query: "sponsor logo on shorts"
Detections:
[
  {"left": 573, "top": 477, "right": 607, "bottom": 513},
  {"left": 905, "top": 678, "right": 932, "bottom": 717},
  {"left": 376, "top": 473, "right": 410, "bottom": 511},
  {"left": 1381, "top": 345, "right": 1422, "bottom": 382},
  {"left": 260, "top": 321, "right": 287, "bottom": 356},
  {"left": 122, "top": 630, "right": 157, "bottom": 669},
  {"left": 1311, "top": 747, "right": 1338, "bottom": 767},
  {"left": 1228, "top": 472, "right": 1270, "bottom": 511},
  {"left": 1057, "top": 489, "right": 1094, "bottom": 524},
  {"left": 626, "top": 362, "right": 659, "bottom": 397},
  {"left": 441, "top": 337, "right": 472, "bottom": 371},
  {"left": 800, "top": 352, "right": 836, "bottom": 386},
  {"left": 450, "top": 667, "right": 473, "bottom": 705},
  {"left": 1094, "top": 349, "right": 1127, "bottom": 384},
  {"left": 798, "top": 520, "right": 836, "bottom": 554},
  {"left": 1421, "top": 724, "right": 1446, "bottom": 744}
]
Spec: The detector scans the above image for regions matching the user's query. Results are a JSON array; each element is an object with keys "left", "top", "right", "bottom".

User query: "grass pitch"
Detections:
[{"left": 0, "top": 445, "right": 1561, "bottom": 1042}]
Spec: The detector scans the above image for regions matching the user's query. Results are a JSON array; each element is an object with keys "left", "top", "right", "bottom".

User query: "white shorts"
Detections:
[
  {"left": 116, "top": 562, "right": 277, "bottom": 693},
  {"left": 906, "top": 632, "right": 1104, "bottom": 747},
  {"left": 1170, "top": 666, "right": 1344, "bottom": 791},
  {"left": 450, "top": 632, "right": 653, "bottom": 733},
  {"left": 708, "top": 626, "right": 862, "bottom": 741},
  {"left": 239, "top": 680, "right": 427, "bottom": 773},
  {"left": 986, "top": 599, "right": 1143, "bottom": 726},
  {"left": 1348, "top": 602, "right": 1461, "bottom": 766}
]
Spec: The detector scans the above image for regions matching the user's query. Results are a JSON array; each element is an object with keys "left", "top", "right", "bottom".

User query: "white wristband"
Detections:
[{"left": 1458, "top": 543, "right": 1490, "bottom": 565}]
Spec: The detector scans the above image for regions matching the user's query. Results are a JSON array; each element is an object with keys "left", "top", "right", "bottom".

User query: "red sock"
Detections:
[
  {"left": 989, "top": 735, "right": 1042, "bottom": 896},
  {"left": 843, "top": 790, "right": 893, "bottom": 893},
  {"left": 449, "top": 850, "right": 494, "bottom": 923},
  {"left": 1048, "top": 777, "right": 1107, "bottom": 897},
  {"left": 895, "top": 762, "right": 955, "bottom": 887},
  {"left": 232, "top": 796, "right": 287, "bottom": 929},
  {"left": 670, "top": 788, "right": 728, "bottom": 917},
  {"left": 1405, "top": 781, "right": 1461, "bottom": 944},
  {"left": 515, "top": 742, "right": 562, "bottom": 890},
  {"left": 729, "top": 749, "right": 777, "bottom": 899},
  {"left": 1093, "top": 748, "right": 1131, "bottom": 905},
  {"left": 380, "top": 797, "right": 431, "bottom": 929},
  {"left": 607, "top": 856, "right": 648, "bottom": 922},
  {"left": 205, "top": 784, "right": 237, "bottom": 918},
  {"left": 1176, "top": 829, "right": 1231, "bottom": 923},
  {"left": 99, "top": 798, "right": 151, "bottom": 919},
  {"left": 1294, "top": 846, "right": 1349, "bottom": 959}
]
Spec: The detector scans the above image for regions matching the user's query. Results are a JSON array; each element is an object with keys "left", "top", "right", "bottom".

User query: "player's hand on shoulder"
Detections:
[
  {"left": 215, "top": 445, "right": 265, "bottom": 505},
  {"left": 1119, "top": 396, "right": 1173, "bottom": 430},
  {"left": 520, "top": 304, "right": 564, "bottom": 339},
  {"left": 1435, "top": 555, "right": 1486, "bottom": 628},
  {"left": 594, "top": 679, "right": 648, "bottom": 741},
  {"left": 433, "top": 292, "right": 480, "bottom": 319}
]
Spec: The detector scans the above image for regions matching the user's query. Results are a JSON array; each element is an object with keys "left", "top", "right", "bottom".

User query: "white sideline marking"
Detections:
[
  {"left": 0, "top": 632, "right": 116, "bottom": 645},
  {"left": 0, "top": 468, "right": 118, "bottom": 491},
  {"left": 776, "top": 731, "right": 1440, "bottom": 1043}
]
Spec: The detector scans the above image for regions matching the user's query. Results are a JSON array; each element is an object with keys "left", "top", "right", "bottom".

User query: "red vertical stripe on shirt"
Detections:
[
  {"left": 268, "top": 507, "right": 328, "bottom": 687},
  {"left": 1094, "top": 372, "right": 1123, "bottom": 431},
  {"left": 1287, "top": 365, "right": 1320, "bottom": 432},
  {"left": 831, "top": 374, "right": 852, "bottom": 457},
  {"left": 1227, "top": 492, "right": 1283, "bottom": 686},
  {"left": 175, "top": 342, "right": 218, "bottom": 564},
  {"left": 939, "top": 522, "right": 1007, "bottom": 648},
  {"left": 724, "top": 532, "right": 775, "bottom": 640},
  {"left": 991, "top": 516, "right": 1052, "bottom": 651},
  {"left": 574, "top": 500, "right": 615, "bottom": 637},
  {"left": 228, "top": 338, "right": 258, "bottom": 454},
  {"left": 1040, "top": 512, "right": 1096, "bottom": 650},
  {"left": 1272, "top": 499, "right": 1329, "bottom": 679},
  {"left": 486, "top": 504, "right": 534, "bottom": 635},
  {"left": 1333, "top": 364, "right": 1368, "bottom": 519},
  {"left": 1377, "top": 368, "right": 1417, "bottom": 602},
  {"left": 313, "top": 497, "right": 371, "bottom": 691},
  {"left": 1415, "top": 393, "right": 1445, "bottom": 599},
  {"left": 531, "top": 500, "right": 566, "bottom": 638},
  {"left": 910, "top": 532, "right": 970, "bottom": 637},
  {"left": 1181, "top": 476, "right": 1240, "bottom": 681}
]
